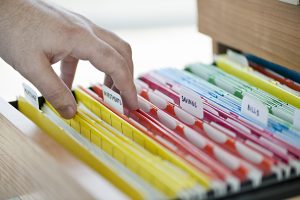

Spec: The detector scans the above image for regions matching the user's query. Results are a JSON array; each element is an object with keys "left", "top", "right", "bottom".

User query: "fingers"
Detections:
[
  {"left": 104, "top": 75, "right": 119, "bottom": 93},
  {"left": 93, "top": 27, "right": 134, "bottom": 78},
  {"left": 104, "top": 75, "right": 113, "bottom": 88},
  {"left": 21, "top": 54, "right": 77, "bottom": 119},
  {"left": 60, "top": 56, "right": 79, "bottom": 89},
  {"left": 72, "top": 34, "right": 138, "bottom": 110},
  {"left": 94, "top": 28, "right": 134, "bottom": 100}
]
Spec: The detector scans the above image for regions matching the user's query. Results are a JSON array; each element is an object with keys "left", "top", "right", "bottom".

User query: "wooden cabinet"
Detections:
[{"left": 197, "top": 0, "right": 300, "bottom": 72}]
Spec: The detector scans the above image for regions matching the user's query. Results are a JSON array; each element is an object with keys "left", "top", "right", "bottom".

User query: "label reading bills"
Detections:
[
  {"left": 180, "top": 87, "right": 203, "bottom": 119},
  {"left": 102, "top": 85, "right": 124, "bottom": 114},
  {"left": 241, "top": 95, "right": 268, "bottom": 126},
  {"left": 22, "top": 83, "right": 39, "bottom": 109}
]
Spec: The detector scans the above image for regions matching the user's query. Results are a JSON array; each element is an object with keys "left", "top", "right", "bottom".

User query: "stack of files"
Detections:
[
  {"left": 19, "top": 87, "right": 225, "bottom": 200},
  {"left": 185, "top": 63, "right": 299, "bottom": 131},
  {"left": 137, "top": 68, "right": 300, "bottom": 193},
  {"left": 246, "top": 55, "right": 300, "bottom": 95},
  {"left": 149, "top": 68, "right": 300, "bottom": 149},
  {"left": 245, "top": 54, "right": 300, "bottom": 88},
  {"left": 16, "top": 56, "right": 300, "bottom": 199},
  {"left": 215, "top": 54, "right": 300, "bottom": 109}
]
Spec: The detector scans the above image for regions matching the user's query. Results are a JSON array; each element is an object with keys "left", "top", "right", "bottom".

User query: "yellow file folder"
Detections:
[
  {"left": 74, "top": 88, "right": 213, "bottom": 190},
  {"left": 18, "top": 96, "right": 145, "bottom": 199},
  {"left": 216, "top": 55, "right": 300, "bottom": 109}
]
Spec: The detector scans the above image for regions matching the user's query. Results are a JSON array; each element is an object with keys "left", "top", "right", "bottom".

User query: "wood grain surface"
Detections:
[
  {"left": 198, "top": 0, "right": 300, "bottom": 72},
  {"left": 0, "top": 98, "right": 127, "bottom": 200},
  {"left": 0, "top": 114, "right": 94, "bottom": 199}
]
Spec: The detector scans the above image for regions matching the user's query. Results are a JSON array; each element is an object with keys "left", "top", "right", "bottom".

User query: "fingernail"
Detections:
[
  {"left": 127, "top": 98, "right": 139, "bottom": 110},
  {"left": 58, "top": 105, "right": 76, "bottom": 119}
]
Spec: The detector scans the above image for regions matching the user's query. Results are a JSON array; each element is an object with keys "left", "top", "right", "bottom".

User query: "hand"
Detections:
[{"left": 0, "top": 0, "right": 138, "bottom": 119}]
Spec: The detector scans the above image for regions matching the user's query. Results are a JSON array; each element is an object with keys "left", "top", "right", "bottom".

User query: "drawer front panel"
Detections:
[{"left": 198, "top": 0, "right": 300, "bottom": 72}]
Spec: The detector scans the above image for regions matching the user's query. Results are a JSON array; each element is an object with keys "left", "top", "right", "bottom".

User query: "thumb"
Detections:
[{"left": 21, "top": 55, "right": 77, "bottom": 119}]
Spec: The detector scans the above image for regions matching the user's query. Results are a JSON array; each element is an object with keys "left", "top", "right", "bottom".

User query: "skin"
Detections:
[{"left": 0, "top": 0, "right": 138, "bottom": 119}]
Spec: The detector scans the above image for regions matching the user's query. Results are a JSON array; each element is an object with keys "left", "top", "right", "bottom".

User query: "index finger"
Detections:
[{"left": 72, "top": 34, "right": 138, "bottom": 110}]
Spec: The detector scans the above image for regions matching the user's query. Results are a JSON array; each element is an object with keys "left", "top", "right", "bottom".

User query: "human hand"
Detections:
[{"left": 0, "top": 0, "right": 138, "bottom": 118}]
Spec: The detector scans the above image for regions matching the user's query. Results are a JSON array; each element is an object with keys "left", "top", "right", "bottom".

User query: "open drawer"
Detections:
[{"left": 0, "top": 98, "right": 127, "bottom": 200}]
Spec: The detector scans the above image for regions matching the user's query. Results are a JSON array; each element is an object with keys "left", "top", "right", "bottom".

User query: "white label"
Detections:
[
  {"left": 293, "top": 109, "right": 300, "bottom": 129},
  {"left": 227, "top": 49, "right": 249, "bottom": 67},
  {"left": 279, "top": 0, "right": 299, "bottom": 5},
  {"left": 102, "top": 85, "right": 124, "bottom": 114},
  {"left": 179, "top": 88, "right": 203, "bottom": 119},
  {"left": 241, "top": 95, "right": 268, "bottom": 126},
  {"left": 22, "top": 83, "right": 39, "bottom": 109}
]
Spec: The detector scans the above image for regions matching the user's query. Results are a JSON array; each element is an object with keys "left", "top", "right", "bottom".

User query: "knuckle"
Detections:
[
  {"left": 46, "top": 87, "right": 71, "bottom": 108},
  {"left": 115, "top": 56, "right": 128, "bottom": 71},
  {"left": 122, "top": 41, "right": 132, "bottom": 56},
  {"left": 63, "top": 24, "right": 90, "bottom": 40},
  {"left": 119, "top": 41, "right": 133, "bottom": 73},
  {"left": 109, "top": 55, "right": 127, "bottom": 76},
  {"left": 99, "top": 47, "right": 128, "bottom": 72},
  {"left": 100, "top": 45, "right": 114, "bottom": 58},
  {"left": 117, "top": 61, "right": 131, "bottom": 83}
]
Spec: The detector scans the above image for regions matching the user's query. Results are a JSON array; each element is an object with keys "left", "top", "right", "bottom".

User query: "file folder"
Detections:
[
  {"left": 17, "top": 96, "right": 145, "bottom": 199},
  {"left": 215, "top": 55, "right": 300, "bottom": 109}
]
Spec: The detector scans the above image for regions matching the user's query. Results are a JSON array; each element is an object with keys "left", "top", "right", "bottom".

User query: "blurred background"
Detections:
[{"left": 0, "top": 0, "right": 212, "bottom": 101}]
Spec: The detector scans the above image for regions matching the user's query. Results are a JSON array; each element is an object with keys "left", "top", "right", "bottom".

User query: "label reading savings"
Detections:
[
  {"left": 241, "top": 95, "right": 268, "bottom": 126},
  {"left": 180, "top": 88, "right": 204, "bottom": 119}
]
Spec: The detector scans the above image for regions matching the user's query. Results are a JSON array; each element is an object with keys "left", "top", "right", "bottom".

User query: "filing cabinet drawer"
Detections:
[{"left": 197, "top": 0, "right": 300, "bottom": 72}]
